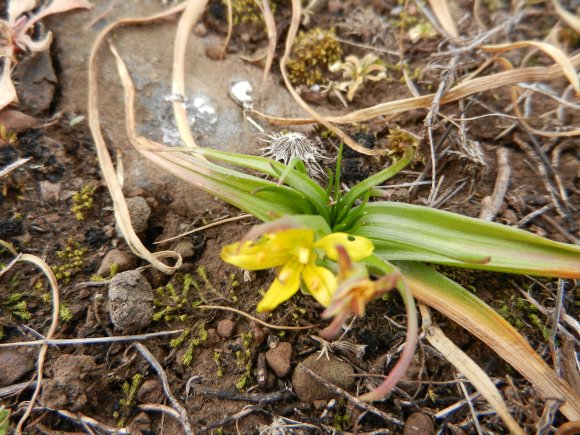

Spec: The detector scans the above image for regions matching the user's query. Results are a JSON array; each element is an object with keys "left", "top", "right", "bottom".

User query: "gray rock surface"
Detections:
[{"left": 0, "top": 349, "right": 34, "bottom": 387}]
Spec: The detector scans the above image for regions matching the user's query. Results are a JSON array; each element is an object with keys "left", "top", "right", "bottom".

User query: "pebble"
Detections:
[
  {"left": 202, "top": 328, "right": 219, "bottom": 348},
  {"left": 205, "top": 45, "right": 224, "bottom": 61},
  {"left": 0, "top": 349, "right": 34, "bottom": 387},
  {"left": 13, "top": 50, "right": 57, "bottom": 116},
  {"left": 136, "top": 379, "right": 163, "bottom": 404},
  {"left": 172, "top": 240, "right": 195, "bottom": 260},
  {"left": 39, "top": 181, "right": 61, "bottom": 203},
  {"left": 265, "top": 342, "right": 292, "bottom": 378},
  {"left": 217, "top": 319, "right": 236, "bottom": 338},
  {"left": 126, "top": 196, "right": 151, "bottom": 233},
  {"left": 292, "top": 354, "right": 355, "bottom": 402},
  {"left": 108, "top": 270, "right": 154, "bottom": 332},
  {"left": 96, "top": 249, "right": 135, "bottom": 277},
  {"left": 404, "top": 412, "right": 435, "bottom": 435},
  {"left": 251, "top": 323, "right": 267, "bottom": 345}
]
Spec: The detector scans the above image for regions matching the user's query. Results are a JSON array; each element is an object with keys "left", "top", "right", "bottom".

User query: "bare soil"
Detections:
[{"left": 1, "top": 1, "right": 579, "bottom": 434}]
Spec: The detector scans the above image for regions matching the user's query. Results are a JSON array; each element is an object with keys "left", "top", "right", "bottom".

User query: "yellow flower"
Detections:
[
  {"left": 321, "top": 246, "right": 399, "bottom": 339},
  {"left": 221, "top": 228, "right": 374, "bottom": 312}
]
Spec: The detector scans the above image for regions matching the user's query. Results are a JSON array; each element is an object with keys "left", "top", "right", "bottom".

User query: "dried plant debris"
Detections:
[{"left": 259, "top": 131, "right": 329, "bottom": 179}]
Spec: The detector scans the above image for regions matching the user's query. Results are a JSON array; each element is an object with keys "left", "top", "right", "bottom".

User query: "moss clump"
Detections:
[
  {"left": 113, "top": 373, "right": 143, "bottom": 427},
  {"left": 224, "top": 0, "right": 276, "bottom": 26},
  {"left": 71, "top": 185, "right": 96, "bottom": 221},
  {"left": 235, "top": 332, "right": 253, "bottom": 390},
  {"left": 51, "top": 240, "right": 87, "bottom": 284},
  {"left": 287, "top": 28, "right": 342, "bottom": 86}
]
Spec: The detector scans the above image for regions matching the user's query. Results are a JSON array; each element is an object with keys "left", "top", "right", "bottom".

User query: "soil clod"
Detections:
[
  {"left": 292, "top": 353, "right": 355, "bottom": 402},
  {"left": 108, "top": 270, "right": 154, "bottom": 332},
  {"left": 266, "top": 341, "right": 292, "bottom": 378}
]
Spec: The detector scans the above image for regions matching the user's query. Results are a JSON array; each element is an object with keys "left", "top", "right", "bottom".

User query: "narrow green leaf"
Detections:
[
  {"left": 356, "top": 202, "right": 580, "bottom": 278},
  {"left": 396, "top": 261, "right": 580, "bottom": 422}
]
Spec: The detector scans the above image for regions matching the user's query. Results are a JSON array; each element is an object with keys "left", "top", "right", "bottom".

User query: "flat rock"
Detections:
[
  {"left": 108, "top": 270, "right": 154, "bottom": 332},
  {"left": 96, "top": 249, "right": 136, "bottom": 277},
  {"left": 0, "top": 349, "right": 35, "bottom": 387},
  {"left": 266, "top": 342, "right": 292, "bottom": 378},
  {"left": 292, "top": 353, "right": 354, "bottom": 402}
]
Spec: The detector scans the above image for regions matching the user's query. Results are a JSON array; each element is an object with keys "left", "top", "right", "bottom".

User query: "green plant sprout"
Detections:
[
  {"left": 329, "top": 53, "right": 387, "bottom": 101},
  {"left": 107, "top": 47, "right": 580, "bottom": 422},
  {"left": 113, "top": 373, "right": 143, "bottom": 427},
  {"left": 71, "top": 185, "right": 97, "bottom": 220},
  {"left": 235, "top": 331, "right": 254, "bottom": 390},
  {"left": 0, "top": 405, "right": 9, "bottom": 435}
]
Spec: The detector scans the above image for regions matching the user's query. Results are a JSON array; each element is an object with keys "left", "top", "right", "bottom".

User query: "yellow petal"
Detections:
[
  {"left": 221, "top": 240, "right": 290, "bottom": 270},
  {"left": 315, "top": 233, "right": 374, "bottom": 261},
  {"left": 302, "top": 265, "right": 337, "bottom": 307},
  {"left": 257, "top": 261, "right": 302, "bottom": 312}
]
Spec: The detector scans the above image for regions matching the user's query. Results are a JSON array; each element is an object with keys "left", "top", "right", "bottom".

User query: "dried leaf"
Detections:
[
  {"left": 28, "top": 0, "right": 93, "bottom": 28},
  {"left": 552, "top": 0, "right": 580, "bottom": 34},
  {"left": 8, "top": 0, "right": 36, "bottom": 23},
  {"left": 419, "top": 303, "right": 524, "bottom": 435},
  {"left": 428, "top": 0, "right": 458, "bottom": 37},
  {"left": 480, "top": 41, "right": 580, "bottom": 95},
  {"left": 0, "top": 58, "right": 17, "bottom": 111}
]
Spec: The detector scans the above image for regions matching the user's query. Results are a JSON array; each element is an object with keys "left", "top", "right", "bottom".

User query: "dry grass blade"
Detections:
[
  {"left": 197, "top": 305, "right": 317, "bottom": 330},
  {"left": 173, "top": 0, "right": 210, "bottom": 149},
  {"left": 278, "top": 0, "right": 383, "bottom": 156},
  {"left": 222, "top": 0, "right": 233, "bottom": 58},
  {"left": 87, "top": 4, "right": 187, "bottom": 274},
  {"left": 428, "top": 0, "right": 458, "bottom": 38},
  {"left": 252, "top": 53, "right": 580, "bottom": 126},
  {"left": 260, "top": 0, "right": 277, "bottom": 87},
  {"left": 552, "top": 0, "right": 580, "bottom": 34},
  {"left": 12, "top": 253, "right": 60, "bottom": 434},
  {"left": 0, "top": 58, "right": 17, "bottom": 110},
  {"left": 480, "top": 41, "right": 580, "bottom": 95},
  {"left": 419, "top": 304, "right": 525, "bottom": 435}
]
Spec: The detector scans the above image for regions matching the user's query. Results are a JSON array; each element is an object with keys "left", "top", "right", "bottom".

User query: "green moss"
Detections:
[
  {"left": 287, "top": 27, "right": 343, "bottom": 86},
  {"left": 235, "top": 332, "right": 254, "bottom": 390},
  {"left": 114, "top": 373, "right": 143, "bottom": 427},
  {"left": 71, "top": 185, "right": 96, "bottom": 221},
  {"left": 51, "top": 240, "right": 87, "bottom": 284},
  {"left": 224, "top": 0, "right": 276, "bottom": 27}
]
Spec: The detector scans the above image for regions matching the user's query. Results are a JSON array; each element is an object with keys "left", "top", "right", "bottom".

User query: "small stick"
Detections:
[
  {"left": 297, "top": 363, "right": 403, "bottom": 427},
  {"left": 186, "top": 384, "right": 292, "bottom": 403},
  {"left": 200, "top": 405, "right": 260, "bottom": 432},
  {"left": 0, "top": 330, "right": 184, "bottom": 348},
  {"left": 0, "top": 158, "right": 32, "bottom": 179},
  {"left": 479, "top": 148, "right": 511, "bottom": 221},
  {"left": 458, "top": 380, "right": 484, "bottom": 435},
  {"left": 133, "top": 343, "right": 193, "bottom": 435}
]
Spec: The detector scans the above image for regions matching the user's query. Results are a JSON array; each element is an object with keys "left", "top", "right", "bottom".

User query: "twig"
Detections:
[
  {"left": 155, "top": 214, "right": 253, "bottom": 244},
  {"left": 197, "top": 305, "right": 317, "bottom": 330},
  {"left": 133, "top": 343, "right": 193, "bottom": 435},
  {"left": 297, "top": 363, "right": 404, "bottom": 427},
  {"left": 186, "top": 383, "right": 292, "bottom": 403},
  {"left": 0, "top": 330, "right": 184, "bottom": 348},
  {"left": 479, "top": 148, "right": 511, "bottom": 221},
  {"left": 23, "top": 406, "right": 128, "bottom": 434},
  {"left": 549, "top": 280, "right": 566, "bottom": 375},
  {"left": 458, "top": 380, "right": 484, "bottom": 435},
  {"left": 517, "top": 204, "right": 553, "bottom": 227},
  {"left": 15, "top": 254, "right": 60, "bottom": 434},
  {"left": 0, "top": 158, "right": 32, "bottom": 179}
]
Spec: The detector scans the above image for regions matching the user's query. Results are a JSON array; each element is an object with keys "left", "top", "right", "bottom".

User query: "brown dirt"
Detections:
[{"left": 1, "top": 1, "right": 579, "bottom": 434}]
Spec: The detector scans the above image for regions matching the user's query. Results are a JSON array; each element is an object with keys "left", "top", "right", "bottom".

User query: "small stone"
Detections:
[
  {"left": 173, "top": 240, "right": 195, "bottom": 260},
  {"left": 251, "top": 323, "right": 267, "bottom": 345},
  {"left": 39, "top": 181, "right": 61, "bottom": 203},
  {"left": 13, "top": 50, "right": 57, "bottom": 116},
  {"left": 205, "top": 45, "right": 224, "bottom": 61},
  {"left": 137, "top": 379, "right": 163, "bottom": 404},
  {"left": 313, "top": 399, "right": 328, "bottom": 410},
  {"left": 0, "top": 349, "right": 34, "bottom": 387},
  {"left": 193, "top": 22, "right": 208, "bottom": 37},
  {"left": 404, "top": 412, "right": 434, "bottom": 435},
  {"left": 97, "top": 249, "right": 135, "bottom": 277},
  {"left": 108, "top": 271, "right": 154, "bottom": 332},
  {"left": 267, "top": 334, "right": 279, "bottom": 349},
  {"left": 126, "top": 196, "right": 151, "bottom": 233},
  {"left": 266, "top": 342, "right": 292, "bottom": 378},
  {"left": 217, "top": 319, "right": 236, "bottom": 338},
  {"left": 292, "top": 354, "right": 355, "bottom": 402}
]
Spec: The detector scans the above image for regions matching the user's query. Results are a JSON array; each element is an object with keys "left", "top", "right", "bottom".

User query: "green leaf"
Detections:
[
  {"left": 355, "top": 202, "right": 580, "bottom": 278},
  {"left": 396, "top": 261, "right": 580, "bottom": 422}
]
